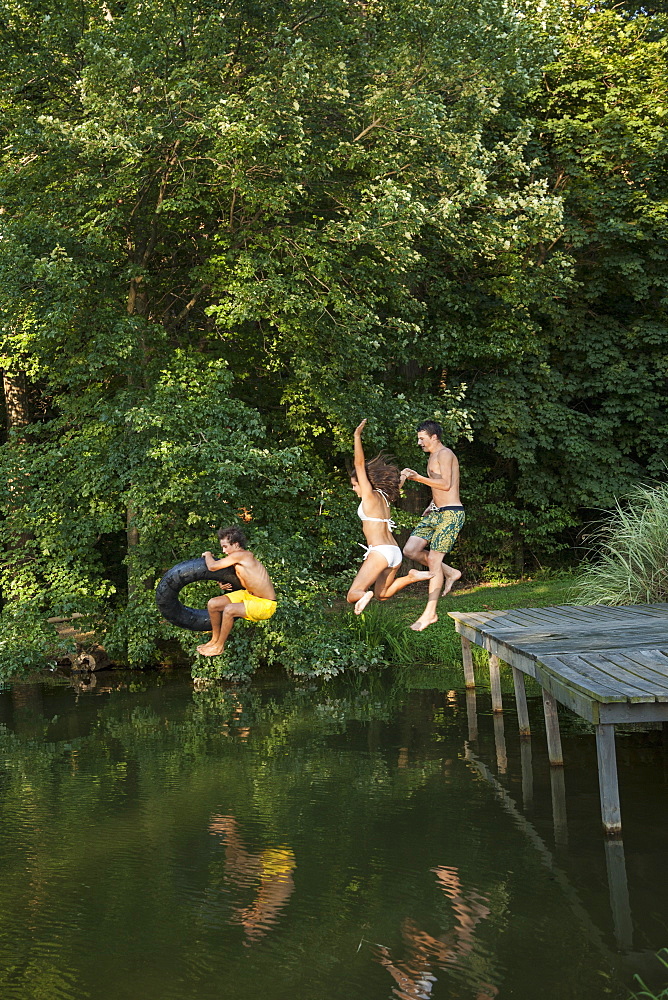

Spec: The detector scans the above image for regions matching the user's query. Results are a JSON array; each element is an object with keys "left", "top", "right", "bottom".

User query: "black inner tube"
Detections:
[{"left": 155, "top": 557, "right": 242, "bottom": 632}]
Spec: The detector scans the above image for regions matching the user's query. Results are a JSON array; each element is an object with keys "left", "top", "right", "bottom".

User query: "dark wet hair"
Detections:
[
  {"left": 417, "top": 420, "right": 443, "bottom": 440},
  {"left": 351, "top": 452, "right": 401, "bottom": 504},
  {"left": 217, "top": 526, "right": 248, "bottom": 548}
]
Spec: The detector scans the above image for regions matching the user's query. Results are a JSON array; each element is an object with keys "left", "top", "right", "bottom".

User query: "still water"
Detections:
[{"left": 0, "top": 669, "right": 667, "bottom": 1000}]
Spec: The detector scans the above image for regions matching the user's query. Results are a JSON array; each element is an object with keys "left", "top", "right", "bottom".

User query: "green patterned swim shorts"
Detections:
[{"left": 410, "top": 506, "right": 465, "bottom": 554}]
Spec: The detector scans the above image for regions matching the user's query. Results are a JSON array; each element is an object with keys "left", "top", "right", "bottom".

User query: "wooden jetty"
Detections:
[{"left": 448, "top": 603, "right": 668, "bottom": 835}]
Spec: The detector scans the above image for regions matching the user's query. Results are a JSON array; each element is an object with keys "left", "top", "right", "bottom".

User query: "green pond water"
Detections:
[{"left": 1, "top": 668, "right": 667, "bottom": 1000}]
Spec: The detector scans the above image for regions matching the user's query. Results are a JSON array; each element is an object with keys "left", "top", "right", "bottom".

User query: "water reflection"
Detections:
[
  {"left": 208, "top": 814, "right": 295, "bottom": 944},
  {"left": 1, "top": 674, "right": 666, "bottom": 999},
  {"left": 520, "top": 738, "right": 533, "bottom": 810},
  {"left": 372, "top": 867, "right": 497, "bottom": 1000},
  {"left": 604, "top": 838, "right": 633, "bottom": 952},
  {"left": 492, "top": 714, "right": 507, "bottom": 775}
]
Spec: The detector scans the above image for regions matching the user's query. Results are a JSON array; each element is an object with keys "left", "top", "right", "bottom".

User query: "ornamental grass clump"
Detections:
[{"left": 573, "top": 484, "right": 668, "bottom": 606}]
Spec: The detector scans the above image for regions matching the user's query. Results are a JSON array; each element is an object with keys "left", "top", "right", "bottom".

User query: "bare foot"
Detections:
[
  {"left": 354, "top": 591, "right": 374, "bottom": 615},
  {"left": 407, "top": 569, "right": 435, "bottom": 582},
  {"left": 410, "top": 615, "right": 438, "bottom": 631},
  {"left": 196, "top": 642, "right": 214, "bottom": 654},
  {"left": 441, "top": 568, "right": 461, "bottom": 596},
  {"left": 197, "top": 644, "right": 225, "bottom": 657}
]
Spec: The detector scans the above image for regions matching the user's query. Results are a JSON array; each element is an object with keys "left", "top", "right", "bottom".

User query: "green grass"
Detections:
[{"left": 348, "top": 573, "right": 576, "bottom": 686}]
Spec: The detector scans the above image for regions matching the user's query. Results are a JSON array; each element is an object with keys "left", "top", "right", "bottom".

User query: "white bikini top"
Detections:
[{"left": 357, "top": 490, "right": 397, "bottom": 531}]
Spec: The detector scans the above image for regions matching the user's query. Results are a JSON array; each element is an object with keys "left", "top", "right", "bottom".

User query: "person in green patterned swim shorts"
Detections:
[
  {"left": 401, "top": 420, "right": 465, "bottom": 632},
  {"left": 411, "top": 505, "right": 466, "bottom": 557}
]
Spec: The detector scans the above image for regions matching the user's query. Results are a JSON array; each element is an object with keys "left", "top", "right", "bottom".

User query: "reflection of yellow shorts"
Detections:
[
  {"left": 227, "top": 590, "right": 277, "bottom": 622},
  {"left": 260, "top": 847, "right": 295, "bottom": 878}
]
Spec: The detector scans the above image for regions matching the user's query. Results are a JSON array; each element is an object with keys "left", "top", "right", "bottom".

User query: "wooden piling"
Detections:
[
  {"left": 461, "top": 636, "right": 475, "bottom": 688},
  {"left": 512, "top": 665, "right": 531, "bottom": 737},
  {"left": 596, "top": 724, "right": 622, "bottom": 836},
  {"left": 542, "top": 689, "right": 563, "bottom": 766},
  {"left": 489, "top": 653, "right": 503, "bottom": 714}
]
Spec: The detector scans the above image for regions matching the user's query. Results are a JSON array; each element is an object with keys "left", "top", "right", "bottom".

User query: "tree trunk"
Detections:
[
  {"left": 126, "top": 502, "right": 141, "bottom": 598},
  {"left": 1, "top": 371, "right": 35, "bottom": 575},
  {"left": 2, "top": 370, "right": 31, "bottom": 434}
]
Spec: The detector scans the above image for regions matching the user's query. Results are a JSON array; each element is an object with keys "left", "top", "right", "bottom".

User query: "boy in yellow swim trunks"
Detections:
[{"left": 196, "top": 526, "right": 277, "bottom": 657}]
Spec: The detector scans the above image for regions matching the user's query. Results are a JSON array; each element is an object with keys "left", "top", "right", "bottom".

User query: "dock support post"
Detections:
[
  {"left": 541, "top": 689, "right": 563, "bottom": 766},
  {"left": 595, "top": 724, "right": 622, "bottom": 836},
  {"left": 512, "top": 666, "right": 531, "bottom": 737},
  {"left": 461, "top": 636, "right": 475, "bottom": 689},
  {"left": 489, "top": 654, "right": 503, "bottom": 713}
]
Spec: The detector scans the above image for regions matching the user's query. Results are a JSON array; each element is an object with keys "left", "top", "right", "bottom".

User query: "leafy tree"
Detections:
[
  {"left": 0, "top": 0, "right": 511, "bottom": 671},
  {"left": 442, "top": 0, "right": 668, "bottom": 575},
  {"left": 3, "top": 0, "right": 663, "bottom": 674}
]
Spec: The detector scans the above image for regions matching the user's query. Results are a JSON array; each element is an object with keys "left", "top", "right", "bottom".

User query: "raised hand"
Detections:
[{"left": 354, "top": 418, "right": 367, "bottom": 436}]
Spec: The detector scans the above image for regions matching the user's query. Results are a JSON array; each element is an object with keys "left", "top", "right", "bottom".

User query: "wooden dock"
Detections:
[{"left": 448, "top": 602, "right": 668, "bottom": 835}]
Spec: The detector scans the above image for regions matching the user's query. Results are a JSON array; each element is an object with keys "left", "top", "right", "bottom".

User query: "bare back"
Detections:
[{"left": 428, "top": 447, "right": 461, "bottom": 506}]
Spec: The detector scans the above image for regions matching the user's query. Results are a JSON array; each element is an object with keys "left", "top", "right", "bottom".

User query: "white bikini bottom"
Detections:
[{"left": 360, "top": 543, "right": 403, "bottom": 569}]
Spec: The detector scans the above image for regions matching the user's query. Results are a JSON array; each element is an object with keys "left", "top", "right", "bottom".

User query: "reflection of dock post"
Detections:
[
  {"left": 493, "top": 713, "right": 507, "bottom": 774},
  {"left": 512, "top": 666, "right": 531, "bottom": 737},
  {"left": 489, "top": 654, "right": 503, "bottom": 714},
  {"left": 596, "top": 724, "right": 622, "bottom": 836},
  {"left": 542, "top": 689, "right": 564, "bottom": 766},
  {"left": 550, "top": 767, "right": 568, "bottom": 846},
  {"left": 466, "top": 688, "right": 478, "bottom": 742},
  {"left": 604, "top": 837, "right": 633, "bottom": 951},
  {"left": 461, "top": 636, "right": 475, "bottom": 688},
  {"left": 520, "top": 739, "right": 533, "bottom": 810}
]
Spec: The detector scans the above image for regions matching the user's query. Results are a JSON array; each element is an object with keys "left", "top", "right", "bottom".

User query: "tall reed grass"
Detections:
[
  {"left": 347, "top": 601, "right": 466, "bottom": 667},
  {"left": 347, "top": 603, "right": 416, "bottom": 663},
  {"left": 573, "top": 483, "right": 668, "bottom": 605}
]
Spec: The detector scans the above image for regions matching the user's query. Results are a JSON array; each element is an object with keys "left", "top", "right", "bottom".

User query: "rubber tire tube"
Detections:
[{"left": 155, "top": 557, "right": 242, "bottom": 632}]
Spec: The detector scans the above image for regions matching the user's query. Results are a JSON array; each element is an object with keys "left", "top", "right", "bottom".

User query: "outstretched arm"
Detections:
[{"left": 353, "top": 419, "right": 374, "bottom": 497}]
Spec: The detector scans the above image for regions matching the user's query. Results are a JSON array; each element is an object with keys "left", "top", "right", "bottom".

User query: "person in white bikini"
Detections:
[{"left": 347, "top": 419, "right": 433, "bottom": 614}]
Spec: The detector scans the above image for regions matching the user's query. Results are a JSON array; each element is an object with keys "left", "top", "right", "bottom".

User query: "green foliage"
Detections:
[
  {"left": 187, "top": 595, "right": 386, "bottom": 682},
  {"left": 573, "top": 483, "right": 668, "bottom": 605},
  {"left": 450, "top": 1, "right": 668, "bottom": 568},
  {"left": 0, "top": 0, "right": 550, "bottom": 674},
  {"left": 0, "top": 604, "right": 66, "bottom": 677},
  {"left": 0, "top": 0, "right": 666, "bottom": 675}
]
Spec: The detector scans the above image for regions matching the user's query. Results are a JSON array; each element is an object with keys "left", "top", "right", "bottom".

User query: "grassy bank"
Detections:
[
  {"left": 347, "top": 573, "right": 576, "bottom": 690},
  {"left": 188, "top": 573, "right": 577, "bottom": 685}
]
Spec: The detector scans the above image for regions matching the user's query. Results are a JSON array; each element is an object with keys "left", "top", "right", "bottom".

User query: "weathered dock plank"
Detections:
[
  {"left": 537, "top": 655, "right": 630, "bottom": 703},
  {"left": 575, "top": 651, "right": 668, "bottom": 701},
  {"left": 539, "top": 653, "right": 654, "bottom": 703}
]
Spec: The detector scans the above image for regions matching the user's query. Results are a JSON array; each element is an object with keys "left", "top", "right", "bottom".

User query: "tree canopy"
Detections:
[{"left": 0, "top": 0, "right": 666, "bottom": 675}]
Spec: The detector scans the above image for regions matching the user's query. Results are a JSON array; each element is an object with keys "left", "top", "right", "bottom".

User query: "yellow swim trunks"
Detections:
[{"left": 227, "top": 590, "right": 277, "bottom": 622}]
